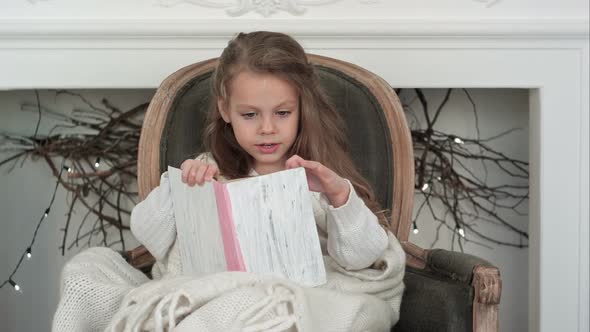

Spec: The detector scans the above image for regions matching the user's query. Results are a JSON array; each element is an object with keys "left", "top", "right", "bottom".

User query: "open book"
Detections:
[{"left": 167, "top": 166, "right": 327, "bottom": 287}]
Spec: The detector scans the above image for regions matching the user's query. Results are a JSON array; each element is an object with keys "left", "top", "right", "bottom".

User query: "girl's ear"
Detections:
[{"left": 217, "top": 98, "right": 230, "bottom": 123}]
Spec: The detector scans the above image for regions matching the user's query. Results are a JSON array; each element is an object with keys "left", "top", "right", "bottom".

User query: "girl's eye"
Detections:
[
  {"left": 276, "top": 110, "right": 291, "bottom": 117},
  {"left": 242, "top": 112, "right": 256, "bottom": 119}
]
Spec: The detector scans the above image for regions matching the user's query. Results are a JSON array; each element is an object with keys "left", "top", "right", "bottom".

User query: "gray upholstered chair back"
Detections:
[{"left": 138, "top": 54, "right": 414, "bottom": 240}]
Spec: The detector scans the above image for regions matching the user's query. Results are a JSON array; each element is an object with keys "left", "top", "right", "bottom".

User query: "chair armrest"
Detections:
[
  {"left": 121, "top": 245, "right": 156, "bottom": 277},
  {"left": 393, "top": 242, "right": 502, "bottom": 332}
]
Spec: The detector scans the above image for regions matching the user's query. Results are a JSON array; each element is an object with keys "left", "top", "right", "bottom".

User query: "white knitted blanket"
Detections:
[{"left": 53, "top": 233, "right": 404, "bottom": 332}]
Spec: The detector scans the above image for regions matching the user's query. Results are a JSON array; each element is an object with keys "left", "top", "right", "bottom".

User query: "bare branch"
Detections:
[{"left": 404, "top": 88, "right": 530, "bottom": 250}]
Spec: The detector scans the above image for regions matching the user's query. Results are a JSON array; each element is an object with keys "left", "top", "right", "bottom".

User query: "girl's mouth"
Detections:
[{"left": 255, "top": 143, "right": 279, "bottom": 154}]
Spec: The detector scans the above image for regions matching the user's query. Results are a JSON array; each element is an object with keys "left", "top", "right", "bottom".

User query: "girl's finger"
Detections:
[
  {"left": 299, "top": 159, "right": 325, "bottom": 179},
  {"left": 301, "top": 159, "right": 321, "bottom": 171},
  {"left": 180, "top": 159, "right": 190, "bottom": 169},
  {"left": 182, "top": 160, "right": 202, "bottom": 183},
  {"left": 285, "top": 154, "right": 304, "bottom": 169},
  {"left": 188, "top": 165, "right": 199, "bottom": 186},
  {"left": 181, "top": 161, "right": 193, "bottom": 183},
  {"left": 195, "top": 164, "right": 209, "bottom": 185},
  {"left": 204, "top": 165, "right": 219, "bottom": 181}
]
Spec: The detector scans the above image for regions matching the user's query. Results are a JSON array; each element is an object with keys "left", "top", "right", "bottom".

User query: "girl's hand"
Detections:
[
  {"left": 180, "top": 159, "right": 219, "bottom": 186},
  {"left": 285, "top": 154, "right": 350, "bottom": 208}
]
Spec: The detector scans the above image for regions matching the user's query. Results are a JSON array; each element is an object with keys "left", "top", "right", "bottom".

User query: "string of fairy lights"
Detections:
[
  {"left": 0, "top": 156, "right": 103, "bottom": 293},
  {"left": 411, "top": 135, "right": 467, "bottom": 238},
  {"left": 1, "top": 158, "right": 64, "bottom": 292},
  {"left": 0, "top": 90, "right": 102, "bottom": 293},
  {"left": 412, "top": 221, "right": 466, "bottom": 237}
]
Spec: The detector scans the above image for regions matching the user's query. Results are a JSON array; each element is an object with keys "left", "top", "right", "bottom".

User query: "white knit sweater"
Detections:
[{"left": 131, "top": 154, "right": 390, "bottom": 277}]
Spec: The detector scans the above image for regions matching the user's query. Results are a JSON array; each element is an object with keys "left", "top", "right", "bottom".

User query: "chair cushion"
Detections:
[
  {"left": 316, "top": 66, "right": 393, "bottom": 211},
  {"left": 392, "top": 267, "right": 473, "bottom": 332},
  {"left": 161, "top": 71, "right": 213, "bottom": 171}
]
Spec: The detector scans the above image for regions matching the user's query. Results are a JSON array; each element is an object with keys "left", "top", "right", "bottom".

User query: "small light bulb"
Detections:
[
  {"left": 413, "top": 228, "right": 419, "bottom": 234},
  {"left": 458, "top": 228, "right": 465, "bottom": 237},
  {"left": 9, "top": 279, "right": 20, "bottom": 292},
  {"left": 44, "top": 208, "right": 50, "bottom": 218},
  {"left": 94, "top": 157, "right": 100, "bottom": 168},
  {"left": 421, "top": 183, "right": 429, "bottom": 191},
  {"left": 26, "top": 248, "right": 32, "bottom": 260},
  {"left": 454, "top": 137, "right": 464, "bottom": 144},
  {"left": 436, "top": 176, "right": 442, "bottom": 181}
]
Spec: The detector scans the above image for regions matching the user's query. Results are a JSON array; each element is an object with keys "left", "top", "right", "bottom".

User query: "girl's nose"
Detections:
[{"left": 259, "top": 116, "right": 276, "bottom": 134}]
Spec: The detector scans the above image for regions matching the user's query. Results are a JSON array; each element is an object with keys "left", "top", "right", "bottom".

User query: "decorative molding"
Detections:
[
  {"left": 155, "top": 0, "right": 379, "bottom": 17},
  {"left": 154, "top": 0, "right": 502, "bottom": 16},
  {"left": 0, "top": 18, "right": 588, "bottom": 40},
  {"left": 472, "top": 0, "right": 502, "bottom": 8},
  {"left": 14, "top": 0, "right": 501, "bottom": 8}
]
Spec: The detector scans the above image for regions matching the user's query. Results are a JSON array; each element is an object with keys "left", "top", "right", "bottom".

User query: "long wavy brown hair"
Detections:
[{"left": 203, "top": 31, "right": 388, "bottom": 228}]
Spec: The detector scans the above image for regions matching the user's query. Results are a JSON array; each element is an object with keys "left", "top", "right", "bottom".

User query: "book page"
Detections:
[
  {"left": 226, "top": 167, "right": 327, "bottom": 287},
  {"left": 168, "top": 166, "right": 227, "bottom": 277}
]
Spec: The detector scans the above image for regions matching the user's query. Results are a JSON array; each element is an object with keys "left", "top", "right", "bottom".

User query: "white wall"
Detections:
[{"left": 0, "top": 88, "right": 529, "bottom": 331}]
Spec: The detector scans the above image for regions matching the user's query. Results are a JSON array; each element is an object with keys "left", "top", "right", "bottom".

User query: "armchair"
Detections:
[{"left": 124, "top": 54, "right": 502, "bottom": 332}]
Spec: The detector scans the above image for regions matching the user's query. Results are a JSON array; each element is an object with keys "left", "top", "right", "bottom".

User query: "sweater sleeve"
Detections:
[
  {"left": 130, "top": 172, "right": 176, "bottom": 261},
  {"left": 321, "top": 180, "right": 389, "bottom": 270}
]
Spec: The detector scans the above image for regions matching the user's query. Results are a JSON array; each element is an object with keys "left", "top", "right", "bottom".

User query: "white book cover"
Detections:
[{"left": 168, "top": 166, "right": 327, "bottom": 287}]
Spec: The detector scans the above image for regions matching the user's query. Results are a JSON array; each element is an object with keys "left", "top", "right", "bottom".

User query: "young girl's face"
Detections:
[{"left": 218, "top": 70, "right": 300, "bottom": 175}]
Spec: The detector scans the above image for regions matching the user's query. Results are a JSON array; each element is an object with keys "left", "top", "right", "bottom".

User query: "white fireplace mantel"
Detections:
[{"left": 0, "top": 2, "right": 588, "bottom": 331}]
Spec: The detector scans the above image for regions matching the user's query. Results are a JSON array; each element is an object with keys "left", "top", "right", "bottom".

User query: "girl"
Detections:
[
  {"left": 130, "top": 31, "right": 392, "bottom": 278},
  {"left": 54, "top": 31, "right": 405, "bottom": 332}
]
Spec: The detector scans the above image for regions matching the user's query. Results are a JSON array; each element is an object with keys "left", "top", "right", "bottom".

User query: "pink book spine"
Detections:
[{"left": 213, "top": 181, "right": 246, "bottom": 272}]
